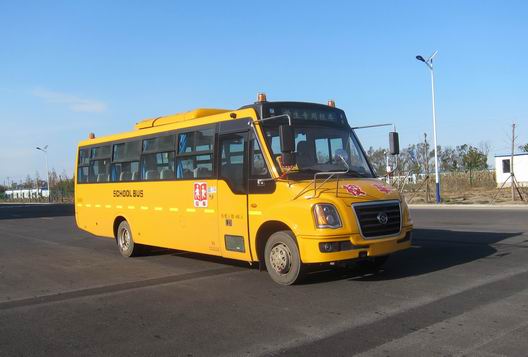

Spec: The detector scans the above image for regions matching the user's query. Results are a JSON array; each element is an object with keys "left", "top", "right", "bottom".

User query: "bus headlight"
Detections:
[{"left": 313, "top": 204, "right": 342, "bottom": 229}]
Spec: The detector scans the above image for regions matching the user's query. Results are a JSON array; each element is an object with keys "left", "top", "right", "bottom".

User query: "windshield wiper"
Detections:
[
  {"left": 294, "top": 168, "right": 321, "bottom": 174},
  {"left": 327, "top": 168, "right": 368, "bottom": 177},
  {"left": 291, "top": 168, "right": 367, "bottom": 178}
]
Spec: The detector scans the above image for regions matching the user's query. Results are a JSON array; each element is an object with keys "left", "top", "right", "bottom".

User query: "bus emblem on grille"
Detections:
[{"left": 377, "top": 212, "right": 389, "bottom": 225}]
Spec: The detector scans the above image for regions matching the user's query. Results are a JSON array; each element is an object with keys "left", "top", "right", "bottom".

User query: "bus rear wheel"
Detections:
[
  {"left": 116, "top": 220, "right": 140, "bottom": 257},
  {"left": 264, "top": 231, "right": 304, "bottom": 285}
]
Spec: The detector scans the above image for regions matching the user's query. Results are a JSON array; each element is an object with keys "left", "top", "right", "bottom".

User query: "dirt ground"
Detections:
[{"left": 404, "top": 186, "right": 528, "bottom": 205}]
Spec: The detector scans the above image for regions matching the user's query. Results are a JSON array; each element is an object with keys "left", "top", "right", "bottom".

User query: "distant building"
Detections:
[
  {"left": 494, "top": 153, "right": 528, "bottom": 187},
  {"left": 5, "top": 188, "right": 49, "bottom": 199}
]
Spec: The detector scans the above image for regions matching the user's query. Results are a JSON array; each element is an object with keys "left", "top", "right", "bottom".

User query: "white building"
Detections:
[
  {"left": 494, "top": 153, "right": 528, "bottom": 187},
  {"left": 5, "top": 188, "right": 49, "bottom": 199}
]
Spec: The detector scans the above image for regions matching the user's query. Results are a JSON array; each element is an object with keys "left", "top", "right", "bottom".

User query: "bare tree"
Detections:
[
  {"left": 399, "top": 145, "right": 421, "bottom": 174},
  {"left": 439, "top": 146, "right": 461, "bottom": 172},
  {"left": 23, "top": 175, "right": 33, "bottom": 189}
]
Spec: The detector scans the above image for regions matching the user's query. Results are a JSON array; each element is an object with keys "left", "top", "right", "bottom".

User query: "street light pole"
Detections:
[
  {"left": 416, "top": 51, "right": 441, "bottom": 204},
  {"left": 36, "top": 145, "right": 50, "bottom": 203}
]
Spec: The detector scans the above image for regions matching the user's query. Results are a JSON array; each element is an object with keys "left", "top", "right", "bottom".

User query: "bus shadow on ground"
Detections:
[
  {"left": 0, "top": 204, "right": 74, "bottom": 220},
  {"left": 139, "top": 247, "right": 256, "bottom": 269},
  {"left": 139, "top": 228, "right": 524, "bottom": 284},
  {"left": 301, "top": 228, "right": 524, "bottom": 284}
]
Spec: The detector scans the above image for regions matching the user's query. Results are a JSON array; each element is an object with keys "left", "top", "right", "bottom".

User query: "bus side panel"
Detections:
[
  {"left": 248, "top": 183, "right": 307, "bottom": 261},
  {"left": 75, "top": 183, "right": 117, "bottom": 239},
  {"left": 76, "top": 180, "right": 221, "bottom": 257},
  {"left": 121, "top": 180, "right": 219, "bottom": 256}
]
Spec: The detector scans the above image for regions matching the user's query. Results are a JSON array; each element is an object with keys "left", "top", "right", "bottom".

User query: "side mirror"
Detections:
[
  {"left": 389, "top": 132, "right": 399, "bottom": 155},
  {"left": 279, "top": 125, "right": 295, "bottom": 153},
  {"left": 281, "top": 152, "right": 296, "bottom": 167}
]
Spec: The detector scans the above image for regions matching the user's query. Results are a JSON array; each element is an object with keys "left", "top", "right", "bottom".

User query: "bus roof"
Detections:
[
  {"left": 77, "top": 100, "right": 345, "bottom": 147},
  {"left": 240, "top": 101, "right": 348, "bottom": 126},
  {"left": 78, "top": 107, "right": 254, "bottom": 147},
  {"left": 134, "top": 108, "right": 231, "bottom": 130}
]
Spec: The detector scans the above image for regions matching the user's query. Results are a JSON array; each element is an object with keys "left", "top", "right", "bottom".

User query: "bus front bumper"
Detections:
[{"left": 296, "top": 226, "right": 413, "bottom": 264}]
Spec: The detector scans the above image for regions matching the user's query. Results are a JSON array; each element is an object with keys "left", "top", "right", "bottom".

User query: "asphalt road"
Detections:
[{"left": 1, "top": 204, "right": 527, "bottom": 356}]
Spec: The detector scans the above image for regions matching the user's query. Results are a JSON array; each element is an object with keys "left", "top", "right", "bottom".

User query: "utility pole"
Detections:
[
  {"left": 416, "top": 51, "right": 441, "bottom": 203},
  {"left": 511, "top": 123, "right": 516, "bottom": 201},
  {"left": 424, "top": 133, "right": 430, "bottom": 203},
  {"left": 492, "top": 123, "right": 525, "bottom": 204},
  {"left": 36, "top": 146, "right": 50, "bottom": 203}
]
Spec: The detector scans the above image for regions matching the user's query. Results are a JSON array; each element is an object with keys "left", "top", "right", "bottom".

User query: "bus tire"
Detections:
[
  {"left": 264, "top": 230, "right": 304, "bottom": 285},
  {"left": 116, "top": 220, "right": 140, "bottom": 257}
]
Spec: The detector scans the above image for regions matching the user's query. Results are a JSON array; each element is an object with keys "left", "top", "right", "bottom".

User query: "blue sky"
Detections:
[{"left": 1, "top": 0, "right": 527, "bottom": 183}]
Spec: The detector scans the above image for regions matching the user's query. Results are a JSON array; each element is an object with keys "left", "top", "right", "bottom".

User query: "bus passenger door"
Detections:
[{"left": 217, "top": 131, "right": 252, "bottom": 261}]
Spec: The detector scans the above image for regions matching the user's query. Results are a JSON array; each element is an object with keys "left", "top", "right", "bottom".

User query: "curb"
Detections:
[{"left": 409, "top": 204, "right": 528, "bottom": 209}]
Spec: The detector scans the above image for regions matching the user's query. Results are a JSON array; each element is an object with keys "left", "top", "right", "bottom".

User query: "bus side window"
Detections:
[
  {"left": 219, "top": 133, "right": 247, "bottom": 194},
  {"left": 111, "top": 141, "right": 141, "bottom": 182},
  {"left": 111, "top": 161, "right": 139, "bottom": 182},
  {"left": 140, "top": 152, "right": 175, "bottom": 181},
  {"left": 176, "top": 127, "right": 214, "bottom": 179},
  {"left": 250, "top": 137, "right": 270, "bottom": 178},
  {"left": 78, "top": 166, "right": 89, "bottom": 183},
  {"left": 89, "top": 159, "right": 110, "bottom": 182},
  {"left": 77, "top": 148, "right": 90, "bottom": 183},
  {"left": 87, "top": 145, "right": 111, "bottom": 183},
  {"left": 140, "top": 135, "right": 176, "bottom": 181}
]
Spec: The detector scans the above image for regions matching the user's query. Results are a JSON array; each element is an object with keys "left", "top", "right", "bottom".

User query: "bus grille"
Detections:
[{"left": 353, "top": 201, "right": 401, "bottom": 239}]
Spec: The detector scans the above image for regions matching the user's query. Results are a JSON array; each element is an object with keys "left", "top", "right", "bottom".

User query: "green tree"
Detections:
[
  {"left": 461, "top": 145, "right": 488, "bottom": 186},
  {"left": 519, "top": 143, "right": 528, "bottom": 153},
  {"left": 366, "top": 147, "right": 386, "bottom": 176},
  {"left": 53, "top": 175, "right": 74, "bottom": 202},
  {"left": 439, "top": 146, "right": 461, "bottom": 172}
]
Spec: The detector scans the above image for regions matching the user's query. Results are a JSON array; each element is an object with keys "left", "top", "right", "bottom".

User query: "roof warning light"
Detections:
[{"left": 257, "top": 93, "right": 267, "bottom": 103}]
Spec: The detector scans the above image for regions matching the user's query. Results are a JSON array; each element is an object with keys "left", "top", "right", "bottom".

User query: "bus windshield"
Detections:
[{"left": 263, "top": 125, "right": 374, "bottom": 179}]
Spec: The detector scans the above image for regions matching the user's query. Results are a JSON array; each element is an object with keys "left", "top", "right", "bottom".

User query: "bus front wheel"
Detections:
[
  {"left": 264, "top": 231, "right": 304, "bottom": 285},
  {"left": 116, "top": 220, "right": 140, "bottom": 257}
]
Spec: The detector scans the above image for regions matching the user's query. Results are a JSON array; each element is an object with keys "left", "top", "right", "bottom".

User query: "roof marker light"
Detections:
[{"left": 257, "top": 93, "right": 267, "bottom": 102}]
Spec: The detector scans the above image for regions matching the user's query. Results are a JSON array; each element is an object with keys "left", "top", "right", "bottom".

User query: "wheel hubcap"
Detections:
[
  {"left": 120, "top": 228, "right": 130, "bottom": 251},
  {"left": 270, "top": 243, "right": 292, "bottom": 275}
]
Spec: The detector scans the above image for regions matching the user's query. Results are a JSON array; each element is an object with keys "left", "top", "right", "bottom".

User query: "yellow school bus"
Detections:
[{"left": 75, "top": 94, "right": 413, "bottom": 285}]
